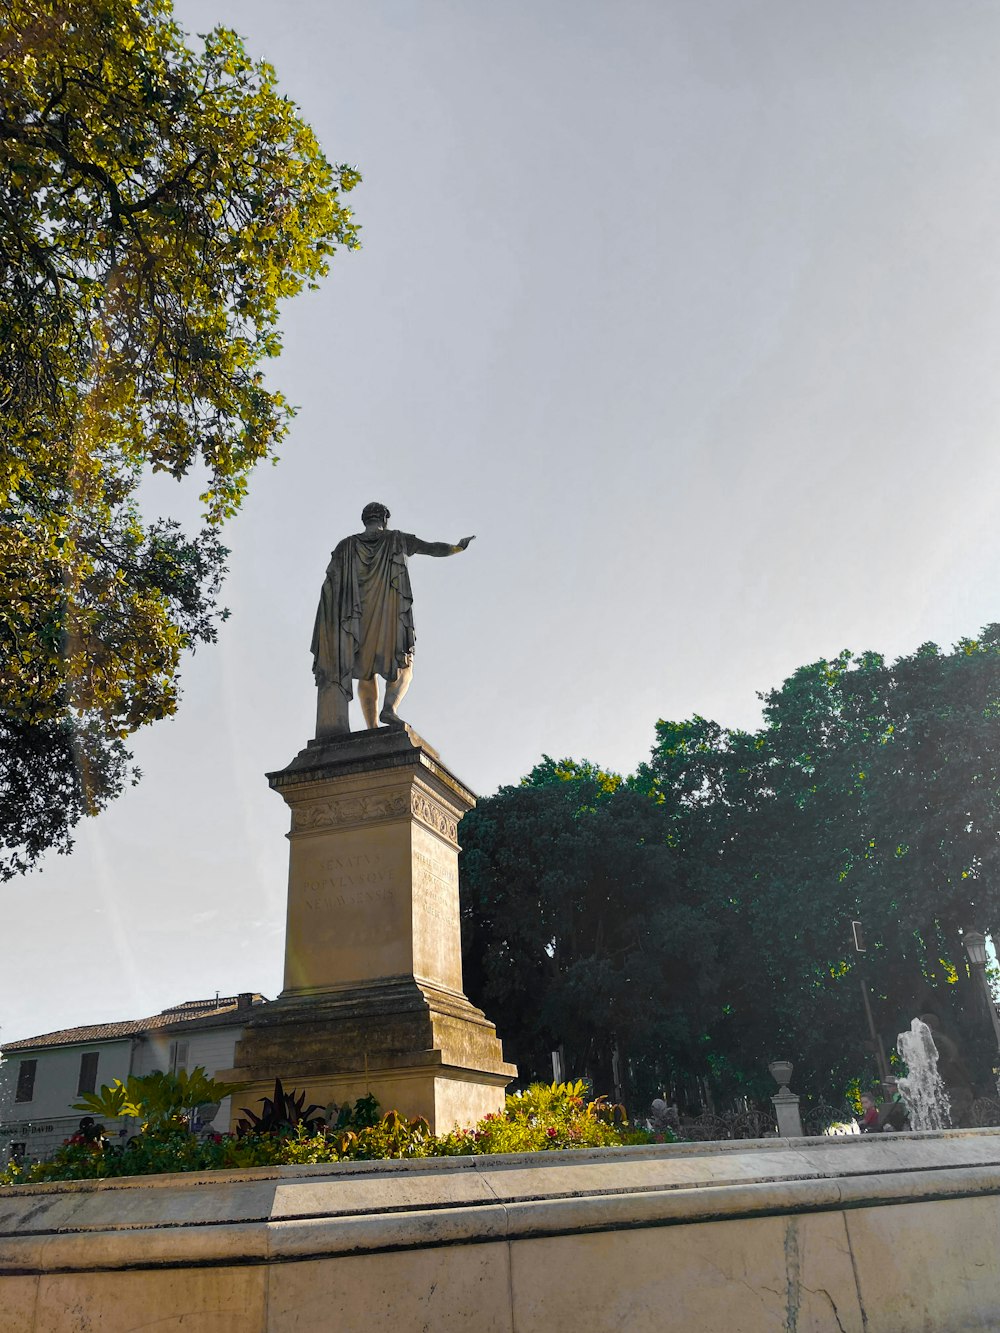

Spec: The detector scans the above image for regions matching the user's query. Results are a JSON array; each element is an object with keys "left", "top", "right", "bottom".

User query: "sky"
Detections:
[{"left": 7, "top": 0, "right": 1000, "bottom": 1043}]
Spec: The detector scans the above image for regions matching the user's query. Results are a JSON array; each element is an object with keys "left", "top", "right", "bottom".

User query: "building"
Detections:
[{"left": 0, "top": 993, "right": 267, "bottom": 1164}]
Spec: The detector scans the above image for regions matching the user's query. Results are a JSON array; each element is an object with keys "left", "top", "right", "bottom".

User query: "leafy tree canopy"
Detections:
[
  {"left": 0, "top": 0, "right": 359, "bottom": 874},
  {"left": 462, "top": 629, "right": 1000, "bottom": 1111},
  {"left": 461, "top": 755, "right": 721, "bottom": 1108}
]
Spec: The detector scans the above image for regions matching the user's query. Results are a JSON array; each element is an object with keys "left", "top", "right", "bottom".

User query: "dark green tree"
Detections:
[
  {"left": 642, "top": 627, "right": 1000, "bottom": 1100},
  {"left": 460, "top": 757, "right": 720, "bottom": 1108},
  {"left": 462, "top": 628, "right": 1000, "bottom": 1113}
]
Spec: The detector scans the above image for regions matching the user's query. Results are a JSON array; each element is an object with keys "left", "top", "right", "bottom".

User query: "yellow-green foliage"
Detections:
[
  {"left": 73, "top": 1067, "right": 246, "bottom": 1135},
  {"left": 3, "top": 0, "right": 359, "bottom": 721},
  {"left": 0, "top": 0, "right": 360, "bottom": 876},
  {"left": 437, "top": 1081, "right": 644, "bottom": 1155}
]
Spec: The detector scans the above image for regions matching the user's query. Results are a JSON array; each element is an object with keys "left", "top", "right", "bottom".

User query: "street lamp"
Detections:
[
  {"left": 964, "top": 930, "right": 988, "bottom": 969},
  {"left": 851, "top": 919, "right": 889, "bottom": 1083},
  {"left": 963, "top": 930, "right": 1000, "bottom": 1054}
]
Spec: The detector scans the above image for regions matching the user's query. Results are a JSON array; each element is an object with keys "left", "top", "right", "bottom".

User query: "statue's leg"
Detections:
[
  {"left": 315, "top": 681, "right": 350, "bottom": 740},
  {"left": 380, "top": 662, "right": 412, "bottom": 728},
  {"left": 357, "top": 677, "right": 379, "bottom": 729}
]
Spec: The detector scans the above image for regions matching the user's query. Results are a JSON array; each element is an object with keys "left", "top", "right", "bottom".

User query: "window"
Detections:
[
  {"left": 169, "top": 1041, "right": 189, "bottom": 1074},
  {"left": 14, "top": 1060, "right": 36, "bottom": 1103},
  {"left": 77, "top": 1051, "right": 99, "bottom": 1096}
]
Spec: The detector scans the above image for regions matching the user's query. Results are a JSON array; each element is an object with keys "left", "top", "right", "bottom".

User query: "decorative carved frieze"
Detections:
[
  {"left": 411, "top": 789, "right": 459, "bottom": 843},
  {"left": 292, "top": 793, "right": 409, "bottom": 832},
  {"left": 290, "top": 785, "right": 460, "bottom": 841}
]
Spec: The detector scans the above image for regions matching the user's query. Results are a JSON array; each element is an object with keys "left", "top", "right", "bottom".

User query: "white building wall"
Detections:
[
  {"left": 1, "top": 1023, "right": 246, "bottom": 1164},
  {"left": 132, "top": 1027, "right": 244, "bottom": 1132},
  {"left": 0, "top": 1040, "right": 133, "bottom": 1165}
]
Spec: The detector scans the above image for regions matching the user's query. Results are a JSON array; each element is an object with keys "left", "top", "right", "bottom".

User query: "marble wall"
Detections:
[{"left": 4, "top": 1130, "right": 1000, "bottom": 1330}]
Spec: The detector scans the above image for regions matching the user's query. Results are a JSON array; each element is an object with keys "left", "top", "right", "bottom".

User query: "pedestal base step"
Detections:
[{"left": 219, "top": 977, "right": 516, "bottom": 1133}]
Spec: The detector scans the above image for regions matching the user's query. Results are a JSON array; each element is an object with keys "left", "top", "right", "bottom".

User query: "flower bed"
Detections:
[{"left": 1, "top": 1079, "right": 657, "bottom": 1185}]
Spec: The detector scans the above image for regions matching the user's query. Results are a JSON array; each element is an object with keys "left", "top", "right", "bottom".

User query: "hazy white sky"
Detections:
[{"left": 7, "top": 0, "right": 1000, "bottom": 1043}]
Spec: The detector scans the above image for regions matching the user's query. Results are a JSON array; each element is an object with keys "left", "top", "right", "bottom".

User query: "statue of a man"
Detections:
[{"left": 311, "top": 502, "right": 475, "bottom": 738}]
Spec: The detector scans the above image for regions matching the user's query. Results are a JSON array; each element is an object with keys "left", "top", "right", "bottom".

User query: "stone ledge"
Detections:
[
  {"left": 255, "top": 976, "right": 502, "bottom": 1030},
  {"left": 268, "top": 726, "right": 475, "bottom": 811},
  {"left": 226, "top": 976, "right": 517, "bottom": 1092},
  {"left": 12, "top": 1163, "right": 1000, "bottom": 1278},
  {"left": 12, "top": 1132, "right": 1000, "bottom": 1332},
  {"left": 6, "top": 1130, "right": 1000, "bottom": 1274}
]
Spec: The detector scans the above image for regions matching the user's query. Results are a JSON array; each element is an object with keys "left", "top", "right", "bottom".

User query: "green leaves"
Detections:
[
  {"left": 459, "top": 628, "right": 1000, "bottom": 1110},
  {"left": 1, "top": 0, "right": 360, "bottom": 875},
  {"left": 235, "top": 1078, "right": 324, "bottom": 1137},
  {"left": 73, "top": 1082, "right": 131, "bottom": 1121},
  {"left": 461, "top": 759, "right": 717, "bottom": 1106},
  {"left": 72, "top": 1067, "right": 247, "bottom": 1132},
  {"left": 4, "top": 1083, "right": 649, "bottom": 1185}
]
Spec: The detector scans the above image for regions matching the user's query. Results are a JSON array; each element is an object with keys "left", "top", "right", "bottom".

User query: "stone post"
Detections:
[{"left": 769, "top": 1059, "right": 804, "bottom": 1137}]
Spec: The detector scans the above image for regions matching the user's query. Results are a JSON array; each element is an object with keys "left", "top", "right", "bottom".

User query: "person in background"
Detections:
[
  {"left": 878, "top": 1076, "right": 910, "bottom": 1131},
  {"left": 858, "top": 1091, "right": 880, "bottom": 1133}
]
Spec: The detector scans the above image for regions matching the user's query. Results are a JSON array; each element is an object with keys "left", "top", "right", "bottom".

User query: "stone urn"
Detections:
[{"left": 768, "top": 1060, "right": 794, "bottom": 1090}]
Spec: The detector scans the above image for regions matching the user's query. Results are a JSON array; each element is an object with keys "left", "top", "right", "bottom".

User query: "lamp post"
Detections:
[
  {"left": 851, "top": 919, "right": 889, "bottom": 1084},
  {"left": 963, "top": 930, "right": 1000, "bottom": 1055}
]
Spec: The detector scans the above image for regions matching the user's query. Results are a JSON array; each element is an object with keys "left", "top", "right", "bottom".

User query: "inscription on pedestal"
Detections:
[
  {"left": 412, "top": 841, "right": 457, "bottom": 924},
  {"left": 285, "top": 820, "right": 414, "bottom": 990},
  {"left": 303, "top": 852, "right": 397, "bottom": 912},
  {"left": 411, "top": 822, "right": 463, "bottom": 991}
]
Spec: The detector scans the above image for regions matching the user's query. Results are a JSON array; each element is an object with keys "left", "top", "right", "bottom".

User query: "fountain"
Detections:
[{"left": 897, "top": 1017, "right": 951, "bottom": 1130}]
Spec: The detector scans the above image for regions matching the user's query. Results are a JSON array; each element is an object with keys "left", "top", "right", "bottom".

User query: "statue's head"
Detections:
[{"left": 361, "top": 501, "right": 390, "bottom": 528}]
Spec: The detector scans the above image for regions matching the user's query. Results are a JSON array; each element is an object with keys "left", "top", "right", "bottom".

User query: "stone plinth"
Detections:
[
  {"left": 219, "top": 727, "right": 515, "bottom": 1132},
  {"left": 771, "top": 1088, "right": 804, "bottom": 1137}
]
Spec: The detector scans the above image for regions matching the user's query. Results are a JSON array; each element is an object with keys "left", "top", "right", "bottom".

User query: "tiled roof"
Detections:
[{"left": 2, "top": 994, "right": 268, "bottom": 1053}]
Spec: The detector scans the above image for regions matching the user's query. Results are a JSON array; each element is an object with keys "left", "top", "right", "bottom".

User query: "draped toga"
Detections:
[{"left": 311, "top": 530, "right": 420, "bottom": 701}]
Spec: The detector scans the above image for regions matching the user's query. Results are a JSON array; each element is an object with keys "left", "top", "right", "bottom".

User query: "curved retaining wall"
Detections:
[{"left": 4, "top": 1129, "right": 1000, "bottom": 1330}]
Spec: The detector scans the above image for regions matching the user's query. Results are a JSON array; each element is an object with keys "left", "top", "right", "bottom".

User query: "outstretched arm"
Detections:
[{"left": 411, "top": 535, "right": 475, "bottom": 557}]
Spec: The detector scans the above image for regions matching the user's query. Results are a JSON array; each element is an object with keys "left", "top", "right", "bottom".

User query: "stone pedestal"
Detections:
[
  {"left": 220, "top": 726, "right": 516, "bottom": 1132},
  {"left": 771, "top": 1089, "right": 804, "bottom": 1138}
]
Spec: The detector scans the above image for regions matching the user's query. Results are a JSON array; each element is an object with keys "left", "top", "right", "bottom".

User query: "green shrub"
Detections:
[
  {"left": 234, "top": 1078, "right": 324, "bottom": 1136},
  {"left": 0, "top": 1081, "right": 659, "bottom": 1186},
  {"left": 74, "top": 1067, "right": 246, "bottom": 1137},
  {"left": 437, "top": 1080, "right": 652, "bottom": 1155}
]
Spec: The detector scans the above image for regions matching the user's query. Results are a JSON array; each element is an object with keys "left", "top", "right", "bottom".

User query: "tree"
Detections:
[
  {"left": 461, "top": 628, "right": 1000, "bottom": 1114},
  {"left": 0, "top": 0, "right": 360, "bottom": 874},
  {"left": 460, "top": 758, "right": 721, "bottom": 1108},
  {"left": 641, "top": 627, "right": 1000, "bottom": 1101}
]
